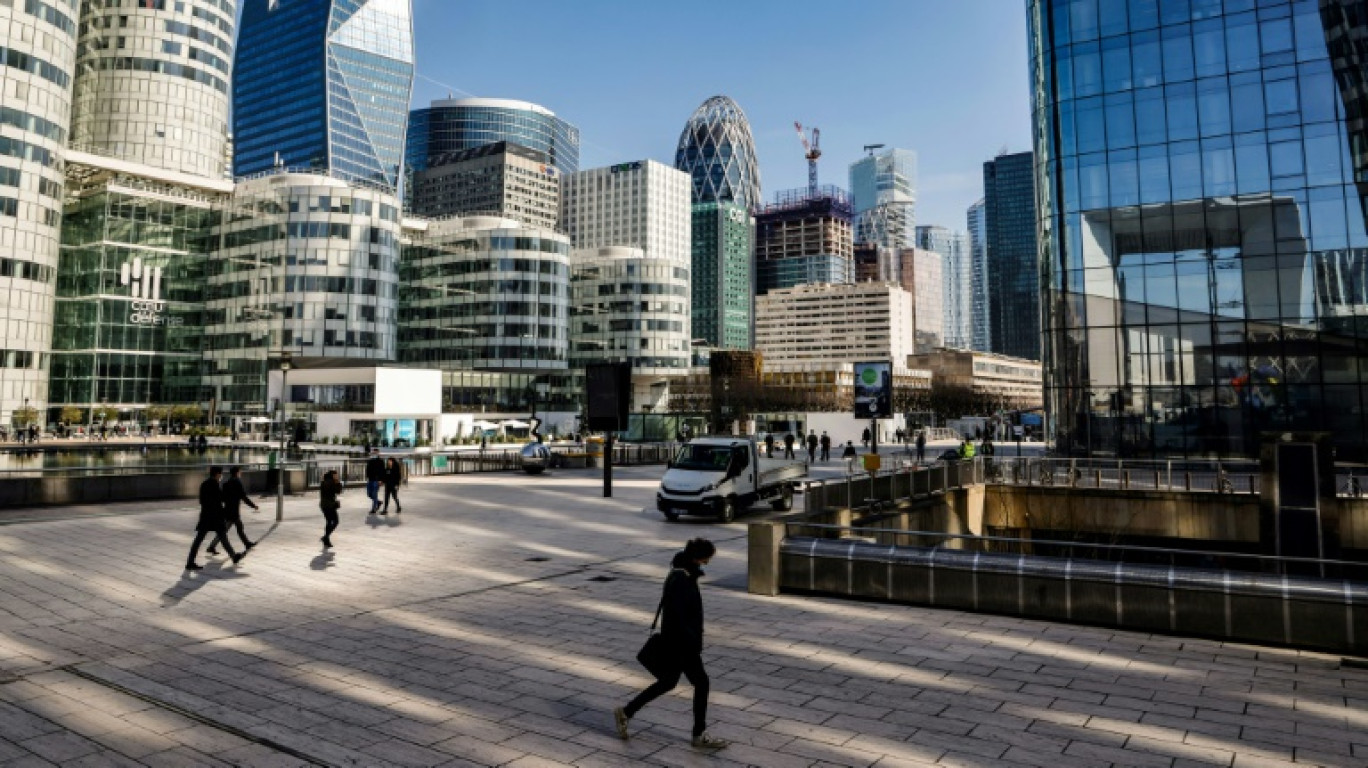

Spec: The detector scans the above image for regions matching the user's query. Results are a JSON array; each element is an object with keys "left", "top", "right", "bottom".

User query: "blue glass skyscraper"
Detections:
[
  {"left": 406, "top": 98, "right": 580, "bottom": 179},
  {"left": 983, "top": 151, "right": 1040, "bottom": 361},
  {"left": 234, "top": 0, "right": 415, "bottom": 192},
  {"left": 675, "top": 96, "right": 762, "bottom": 211},
  {"left": 1029, "top": 0, "right": 1368, "bottom": 460}
]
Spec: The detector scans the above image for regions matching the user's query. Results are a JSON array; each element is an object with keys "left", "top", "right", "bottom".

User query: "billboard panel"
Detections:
[{"left": 853, "top": 361, "right": 892, "bottom": 419}]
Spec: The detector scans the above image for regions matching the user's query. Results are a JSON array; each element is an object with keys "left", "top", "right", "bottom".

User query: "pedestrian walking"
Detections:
[
  {"left": 381, "top": 457, "right": 403, "bottom": 514},
  {"left": 364, "top": 448, "right": 385, "bottom": 514},
  {"left": 208, "top": 466, "right": 258, "bottom": 555},
  {"left": 915, "top": 430, "right": 926, "bottom": 463},
  {"left": 763, "top": 433, "right": 775, "bottom": 458},
  {"left": 614, "top": 538, "right": 728, "bottom": 750},
  {"left": 783, "top": 432, "right": 795, "bottom": 459},
  {"left": 185, "top": 467, "right": 242, "bottom": 570},
  {"left": 861, "top": 427, "right": 871, "bottom": 448},
  {"left": 819, "top": 431, "right": 831, "bottom": 461},
  {"left": 319, "top": 469, "right": 342, "bottom": 548},
  {"left": 805, "top": 431, "right": 818, "bottom": 462}
]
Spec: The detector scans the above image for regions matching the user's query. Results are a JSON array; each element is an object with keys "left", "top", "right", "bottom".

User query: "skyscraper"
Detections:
[
  {"left": 234, "top": 0, "right": 415, "bottom": 192},
  {"left": 983, "top": 151, "right": 1038, "bottom": 360},
  {"left": 917, "top": 226, "right": 972, "bottom": 350},
  {"left": 755, "top": 187, "right": 855, "bottom": 293},
  {"left": 966, "top": 199, "right": 991, "bottom": 352},
  {"left": 850, "top": 148, "right": 917, "bottom": 249},
  {"left": 408, "top": 141, "right": 560, "bottom": 229},
  {"left": 560, "top": 160, "right": 691, "bottom": 264},
  {"left": 691, "top": 202, "right": 754, "bottom": 349},
  {"left": 70, "top": 0, "right": 235, "bottom": 178},
  {"left": 406, "top": 98, "right": 579, "bottom": 183},
  {"left": 674, "top": 96, "right": 762, "bottom": 212},
  {"left": 1029, "top": 0, "right": 1368, "bottom": 460},
  {"left": 0, "top": 0, "right": 77, "bottom": 430}
]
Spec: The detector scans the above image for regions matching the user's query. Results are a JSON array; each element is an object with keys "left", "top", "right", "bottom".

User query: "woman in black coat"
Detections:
[
  {"left": 381, "top": 458, "right": 403, "bottom": 514},
  {"left": 614, "top": 539, "right": 728, "bottom": 750},
  {"left": 319, "top": 469, "right": 342, "bottom": 548}
]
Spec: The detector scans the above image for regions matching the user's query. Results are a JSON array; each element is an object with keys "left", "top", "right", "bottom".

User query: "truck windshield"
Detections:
[{"left": 672, "top": 445, "right": 737, "bottom": 471}]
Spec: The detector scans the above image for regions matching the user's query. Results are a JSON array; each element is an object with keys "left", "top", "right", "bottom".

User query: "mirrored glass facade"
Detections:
[
  {"left": 674, "top": 96, "right": 762, "bottom": 212},
  {"left": 234, "top": 0, "right": 414, "bottom": 193},
  {"left": 851, "top": 148, "right": 917, "bottom": 249},
  {"left": 690, "top": 202, "right": 755, "bottom": 349},
  {"left": 1030, "top": 0, "right": 1368, "bottom": 460},
  {"left": 398, "top": 216, "right": 570, "bottom": 371},
  {"left": 917, "top": 225, "right": 973, "bottom": 349},
  {"left": 983, "top": 151, "right": 1040, "bottom": 360},
  {"left": 966, "top": 198, "right": 993, "bottom": 351},
  {"left": 51, "top": 179, "right": 219, "bottom": 420},
  {"left": 570, "top": 247, "right": 691, "bottom": 376}
]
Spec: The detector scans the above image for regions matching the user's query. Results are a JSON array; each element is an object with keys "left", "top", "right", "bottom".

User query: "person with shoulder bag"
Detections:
[
  {"left": 614, "top": 539, "right": 728, "bottom": 751},
  {"left": 319, "top": 469, "right": 343, "bottom": 548}
]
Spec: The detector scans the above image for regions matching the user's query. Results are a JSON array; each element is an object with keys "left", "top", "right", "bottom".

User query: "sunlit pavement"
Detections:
[{"left": 0, "top": 466, "right": 1363, "bottom": 767}]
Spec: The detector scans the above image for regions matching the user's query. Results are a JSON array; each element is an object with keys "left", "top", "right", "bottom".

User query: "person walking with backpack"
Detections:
[
  {"left": 319, "top": 469, "right": 342, "bottom": 548},
  {"left": 364, "top": 448, "right": 385, "bottom": 514},
  {"left": 185, "top": 467, "right": 242, "bottom": 571},
  {"left": 614, "top": 539, "right": 728, "bottom": 751},
  {"left": 380, "top": 457, "right": 403, "bottom": 514},
  {"left": 208, "top": 466, "right": 257, "bottom": 555}
]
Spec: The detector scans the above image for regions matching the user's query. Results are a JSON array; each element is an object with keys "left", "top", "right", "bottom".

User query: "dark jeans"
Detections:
[
  {"left": 624, "top": 652, "right": 709, "bottom": 737},
  {"left": 820, "top": 447, "right": 830, "bottom": 461},
  {"left": 187, "top": 525, "right": 237, "bottom": 566},
  {"left": 211, "top": 517, "right": 251, "bottom": 550},
  {"left": 366, "top": 481, "right": 380, "bottom": 509},
  {"left": 321, "top": 507, "right": 339, "bottom": 543},
  {"left": 382, "top": 484, "right": 400, "bottom": 511}
]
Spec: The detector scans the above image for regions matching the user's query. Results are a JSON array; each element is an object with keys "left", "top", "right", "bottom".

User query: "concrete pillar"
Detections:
[{"left": 748, "top": 521, "right": 784, "bottom": 596}]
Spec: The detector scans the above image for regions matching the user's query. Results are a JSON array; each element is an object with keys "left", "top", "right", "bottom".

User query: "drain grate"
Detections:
[
  {"left": 525, "top": 556, "right": 550, "bottom": 562},
  {"left": 587, "top": 575, "right": 617, "bottom": 582}
]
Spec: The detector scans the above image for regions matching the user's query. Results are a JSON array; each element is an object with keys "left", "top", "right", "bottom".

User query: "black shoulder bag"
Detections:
[{"left": 636, "top": 569, "right": 682, "bottom": 679}]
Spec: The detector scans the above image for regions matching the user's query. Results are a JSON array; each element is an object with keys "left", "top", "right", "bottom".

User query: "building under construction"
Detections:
[{"left": 755, "top": 186, "right": 855, "bottom": 294}]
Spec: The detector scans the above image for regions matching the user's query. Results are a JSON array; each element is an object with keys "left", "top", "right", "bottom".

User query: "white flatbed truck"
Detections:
[{"left": 656, "top": 437, "right": 808, "bottom": 523}]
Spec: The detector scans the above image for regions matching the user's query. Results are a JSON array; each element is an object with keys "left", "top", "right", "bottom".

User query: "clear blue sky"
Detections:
[{"left": 410, "top": 0, "right": 1033, "bottom": 231}]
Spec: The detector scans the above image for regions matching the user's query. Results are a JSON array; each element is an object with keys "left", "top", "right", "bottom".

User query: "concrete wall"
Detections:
[
  {"left": 984, "top": 485, "right": 1262, "bottom": 543},
  {"left": 0, "top": 469, "right": 304, "bottom": 508}
]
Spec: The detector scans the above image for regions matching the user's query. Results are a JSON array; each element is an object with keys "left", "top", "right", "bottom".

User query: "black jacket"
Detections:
[
  {"left": 365, "top": 456, "right": 385, "bottom": 482},
  {"left": 320, "top": 476, "right": 343, "bottom": 511},
  {"left": 383, "top": 462, "right": 402, "bottom": 488},
  {"left": 660, "top": 553, "right": 705, "bottom": 655},
  {"left": 221, "top": 476, "right": 257, "bottom": 519},
  {"left": 196, "top": 477, "right": 225, "bottom": 531}
]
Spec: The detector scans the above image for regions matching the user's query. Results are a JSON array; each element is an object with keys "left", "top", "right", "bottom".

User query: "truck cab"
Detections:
[{"left": 656, "top": 437, "right": 806, "bottom": 523}]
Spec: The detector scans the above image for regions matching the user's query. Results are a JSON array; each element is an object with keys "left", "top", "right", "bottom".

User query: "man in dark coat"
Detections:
[
  {"left": 364, "top": 448, "right": 385, "bottom": 514},
  {"left": 805, "top": 431, "right": 818, "bottom": 462},
  {"left": 782, "top": 432, "right": 795, "bottom": 459},
  {"left": 185, "top": 467, "right": 242, "bottom": 570},
  {"left": 915, "top": 430, "right": 926, "bottom": 463},
  {"left": 209, "top": 466, "right": 258, "bottom": 554},
  {"left": 819, "top": 432, "right": 831, "bottom": 462}
]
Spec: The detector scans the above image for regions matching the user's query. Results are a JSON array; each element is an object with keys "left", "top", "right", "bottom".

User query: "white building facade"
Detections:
[
  {"left": 0, "top": 0, "right": 78, "bottom": 429},
  {"left": 70, "top": 0, "right": 234, "bottom": 178},
  {"left": 755, "top": 282, "right": 917, "bottom": 366},
  {"left": 560, "top": 160, "right": 691, "bottom": 264}
]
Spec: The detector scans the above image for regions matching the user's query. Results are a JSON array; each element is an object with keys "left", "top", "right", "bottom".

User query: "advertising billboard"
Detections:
[{"left": 853, "top": 361, "right": 892, "bottom": 419}]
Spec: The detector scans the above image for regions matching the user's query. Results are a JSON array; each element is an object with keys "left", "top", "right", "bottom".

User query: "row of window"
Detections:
[
  {"left": 20, "top": 0, "right": 76, "bottom": 36},
  {"left": 0, "top": 195, "right": 60, "bottom": 226},
  {"left": 164, "top": 17, "right": 232, "bottom": 56},
  {"left": 0, "top": 104, "right": 66, "bottom": 143},
  {"left": 0, "top": 134, "right": 59, "bottom": 169},
  {"left": 81, "top": 55, "right": 226, "bottom": 94},
  {"left": 0, "top": 257, "right": 56, "bottom": 283},
  {"left": 0, "top": 44, "right": 70, "bottom": 87}
]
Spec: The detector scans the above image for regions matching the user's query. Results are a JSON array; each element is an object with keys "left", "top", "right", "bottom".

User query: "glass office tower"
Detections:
[
  {"left": 234, "top": 0, "right": 414, "bottom": 193},
  {"left": 1029, "top": 0, "right": 1368, "bottom": 460},
  {"left": 406, "top": 98, "right": 579, "bottom": 180},
  {"left": 983, "top": 151, "right": 1040, "bottom": 360},
  {"left": 851, "top": 148, "right": 917, "bottom": 249},
  {"left": 675, "top": 96, "right": 763, "bottom": 212}
]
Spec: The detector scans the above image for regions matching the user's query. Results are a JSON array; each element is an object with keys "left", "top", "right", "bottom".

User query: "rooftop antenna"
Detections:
[{"left": 863, "top": 143, "right": 885, "bottom": 156}]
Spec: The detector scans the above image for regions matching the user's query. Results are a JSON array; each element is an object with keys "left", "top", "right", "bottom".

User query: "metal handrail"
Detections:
[{"left": 784, "top": 522, "right": 1367, "bottom": 571}]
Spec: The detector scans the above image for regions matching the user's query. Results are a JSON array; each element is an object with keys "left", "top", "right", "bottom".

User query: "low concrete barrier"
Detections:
[{"left": 0, "top": 468, "right": 305, "bottom": 508}]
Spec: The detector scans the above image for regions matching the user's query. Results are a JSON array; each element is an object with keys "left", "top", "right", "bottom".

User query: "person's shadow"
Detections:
[
  {"left": 364, "top": 514, "right": 403, "bottom": 530},
  {"left": 159, "top": 522, "right": 281, "bottom": 606},
  {"left": 310, "top": 549, "right": 336, "bottom": 571}
]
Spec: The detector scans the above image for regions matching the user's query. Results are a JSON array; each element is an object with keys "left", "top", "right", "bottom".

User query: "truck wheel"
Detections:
[
  {"left": 719, "top": 498, "right": 735, "bottom": 523},
  {"left": 663, "top": 510, "right": 679, "bottom": 522},
  {"left": 771, "top": 485, "right": 794, "bottom": 511}
]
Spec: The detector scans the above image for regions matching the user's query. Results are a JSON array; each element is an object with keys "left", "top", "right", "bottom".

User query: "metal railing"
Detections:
[
  {"left": 0, "top": 461, "right": 277, "bottom": 479},
  {"left": 983, "top": 456, "right": 1263, "bottom": 494},
  {"left": 803, "top": 458, "right": 985, "bottom": 514}
]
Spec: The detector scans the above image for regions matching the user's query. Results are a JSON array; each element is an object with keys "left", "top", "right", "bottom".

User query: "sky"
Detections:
[{"left": 410, "top": 0, "right": 1033, "bottom": 231}]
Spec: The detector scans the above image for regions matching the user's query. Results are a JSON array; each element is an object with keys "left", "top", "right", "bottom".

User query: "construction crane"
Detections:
[{"left": 794, "top": 121, "right": 821, "bottom": 196}]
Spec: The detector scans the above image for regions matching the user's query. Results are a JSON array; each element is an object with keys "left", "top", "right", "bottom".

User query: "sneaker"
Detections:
[
  {"left": 691, "top": 733, "right": 728, "bottom": 750},
  {"left": 321, "top": 538, "right": 332, "bottom": 548},
  {"left": 612, "top": 707, "right": 629, "bottom": 740},
  {"left": 231, "top": 554, "right": 244, "bottom": 565},
  {"left": 185, "top": 563, "right": 203, "bottom": 571},
  {"left": 206, "top": 548, "right": 219, "bottom": 555},
  {"left": 380, "top": 510, "right": 388, "bottom": 515},
  {"left": 244, "top": 542, "right": 255, "bottom": 550}
]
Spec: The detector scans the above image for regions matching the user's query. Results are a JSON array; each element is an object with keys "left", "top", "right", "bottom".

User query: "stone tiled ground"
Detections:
[{"left": 0, "top": 465, "right": 1364, "bottom": 767}]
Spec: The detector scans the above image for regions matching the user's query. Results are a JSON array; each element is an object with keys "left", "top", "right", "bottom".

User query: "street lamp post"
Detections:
[{"left": 276, "top": 352, "right": 292, "bottom": 522}]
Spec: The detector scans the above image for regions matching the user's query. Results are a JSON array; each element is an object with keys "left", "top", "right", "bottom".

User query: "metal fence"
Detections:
[
  {"left": 304, "top": 443, "right": 675, "bottom": 487},
  {"left": 983, "top": 456, "right": 1263, "bottom": 494},
  {"left": 803, "top": 458, "right": 985, "bottom": 514}
]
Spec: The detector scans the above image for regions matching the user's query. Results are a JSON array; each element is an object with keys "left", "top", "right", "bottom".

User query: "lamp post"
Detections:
[{"left": 276, "top": 352, "right": 292, "bottom": 522}]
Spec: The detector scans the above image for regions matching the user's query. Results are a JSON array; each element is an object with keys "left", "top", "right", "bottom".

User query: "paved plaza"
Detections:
[{"left": 0, "top": 465, "right": 1364, "bottom": 767}]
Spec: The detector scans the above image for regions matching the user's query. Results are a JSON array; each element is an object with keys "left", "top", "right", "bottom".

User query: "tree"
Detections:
[
  {"left": 170, "top": 404, "right": 202, "bottom": 424},
  {"left": 12, "top": 407, "right": 38, "bottom": 428},
  {"left": 145, "top": 405, "right": 170, "bottom": 424},
  {"left": 58, "top": 406, "right": 82, "bottom": 425},
  {"left": 92, "top": 405, "right": 119, "bottom": 424}
]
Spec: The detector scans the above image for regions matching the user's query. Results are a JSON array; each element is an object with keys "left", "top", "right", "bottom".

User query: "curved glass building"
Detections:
[
  {"left": 0, "top": 0, "right": 77, "bottom": 429},
  {"left": 234, "top": 0, "right": 414, "bottom": 192},
  {"left": 1029, "top": 0, "right": 1368, "bottom": 460},
  {"left": 398, "top": 215, "right": 571, "bottom": 371},
  {"left": 71, "top": 0, "right": 234, "bottom": 178},
  {"left": 674, "top": 96, "right": 762, "bottom": 211},
  {"left": 405, "top": 98, "right": 580, "bottom": 180}
]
